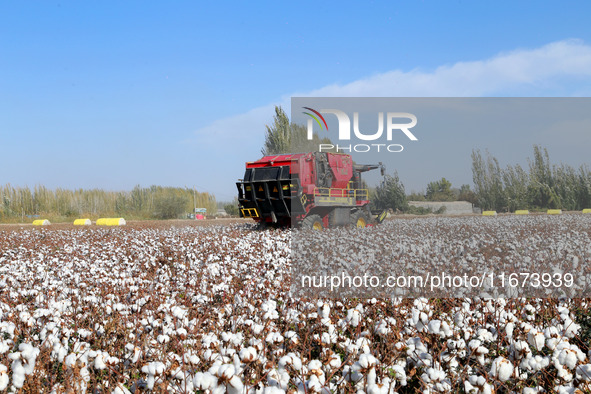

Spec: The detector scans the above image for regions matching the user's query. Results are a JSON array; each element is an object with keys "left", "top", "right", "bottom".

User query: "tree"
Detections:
[
  {"left": 426, "top": 178, "right": 455, "bottom": 201},
  {"left": 527, "top": 145, "right": 560, "bottom": 209},
  {"left": 224, "top": 197, "right": 239, "bottom": 216},
  {"left": 261, "top": 106, "right": 335, "bottom": 155},
  {"left": 372, "top": 172, "right": 408, "bottom": 211},
  {"left": 458, "top": 184, "right": 477, "bottom": 204},
  {"left": 471, "top": 149, "right": 506, "bottom": 211},
  {"left": 153, "top": 193, "right": 188, "bottom": 219}
]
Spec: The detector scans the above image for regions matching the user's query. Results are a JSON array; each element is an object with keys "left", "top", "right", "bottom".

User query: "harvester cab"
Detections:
[{"left": 236, "top": 152, "right": 387, "bottom": 229}]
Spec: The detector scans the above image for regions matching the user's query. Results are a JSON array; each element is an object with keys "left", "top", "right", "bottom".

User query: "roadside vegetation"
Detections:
[{"left": 0, "top": 185, "right": 216, "bottom": 223}]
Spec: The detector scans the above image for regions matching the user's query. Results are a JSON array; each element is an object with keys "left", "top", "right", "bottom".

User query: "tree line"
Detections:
[
  {"left": 472, "top": 145, "right": 591, "bottom": 212},
  {"left": 0, "top": 185, "right": 217, "bottom": 222}
]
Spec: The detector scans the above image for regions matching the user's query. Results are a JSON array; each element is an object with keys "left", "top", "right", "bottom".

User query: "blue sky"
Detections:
[{"left": 1, "top": 1, "right": 591, "bottom": 201}]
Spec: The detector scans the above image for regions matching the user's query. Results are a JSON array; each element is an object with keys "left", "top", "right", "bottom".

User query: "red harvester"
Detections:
[{"left": 236, "top": 152, "right": 387, "bottom": 229}]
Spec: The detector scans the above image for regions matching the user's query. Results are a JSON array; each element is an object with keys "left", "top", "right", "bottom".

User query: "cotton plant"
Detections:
[
  {"left": 8, "top": 343, "right": 40, "bottom": 389},
  {"left": 0, "top": 217, "right": 590, "bottom": 391},
  {"left": 489, "top": 356, "right": 514, "bottom": 383}
]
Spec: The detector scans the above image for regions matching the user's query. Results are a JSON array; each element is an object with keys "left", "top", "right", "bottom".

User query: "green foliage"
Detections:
[
  {"left": 407, "top": 192, "right": 426, "bottom": 201},
  {"left": 471, "top": 145, "right": 591, "bottom": 211},
  {"left": 0, "top": 184, "right": 217, "bottom": 222},
  {"left": 372, "top": 172, "right": 408, "bottom": 211},
  {"left": 405, "top": 205, "right": 433, "bottom": 215},
  {"left": 261, "top": 106, "right": 335, "bottom": 155},
  {"left": 224, "top": 198, "right": 239, "bottom": 216},
  {"left": 458, "top": 184, "right": 477, "bottom": 204},
  {"left": 405, "top": 205, "right": 447, "bottom": 215},
  {"left": 152, "top": 193, "right": 187, "bottom": 219},
  {"left": 426, "top": 178, "right": 455, "bottom": 201}
]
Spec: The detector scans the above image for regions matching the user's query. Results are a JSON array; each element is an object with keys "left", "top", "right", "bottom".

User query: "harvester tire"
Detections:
[
  {"left": 302, "top": 214, "right": 324, "bottom": 230},
  {"left": 351, "top": 210, "right": 370, "bottom": 228}
]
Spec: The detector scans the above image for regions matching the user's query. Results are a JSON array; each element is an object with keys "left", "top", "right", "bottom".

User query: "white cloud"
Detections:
[{"left": 301, "top": 39, "right": 591, "bottom": 97}]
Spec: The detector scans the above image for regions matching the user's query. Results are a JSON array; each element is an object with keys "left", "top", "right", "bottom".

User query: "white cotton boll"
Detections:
[
  {"left": 464, "top": 375, "right": 493, "bottom": 394},
  {"left": 554, "top": 385, "right": 578, "bottom": 394},
  {"left": 170, "top": 366, "right": 184, "bottom": 380},
  {"left": 218, "top": 363, "right": 236, "bottom": 380},
  {"left": 94, "top": 352, "right": 107, "bottom": 370},
  {"left": 355, "top": 354, "right": 378, "bottom": 370},
  {"left": 562, "top": 318, "right": 580, "bottom": 338},
  {"left": 468, "top": 339, "right": 482, "bottom": 351},
  {"left": 388, "top": 364, "right": 407, "bottom": 387},
  {"left": 239, "top": 346, "right": 257, "bottom": 363},
  {"left": 183, "top": 352, "right": 200, "bottom": 365},
  {"left": 157, "top": 334, "right": 170, "bottom": 344},
  {"left": 11, "top": 359, "right": 26, "bottom": 389},
  {"left": 476, "top": 328, "right": 494, "bottom": 342},
  {"left": 522, "top": 387, "right": 544, "bottom": 394},
  {"left": 171, "top": 306, "right": 188, "bottom": 319},
  {"left": 318, "top": 303, "right": 330, "bottom": 319},
  {"left": 320, "top": 332, "right": 333, "bottom": 345},
  {"left": 0, "top": 340, "right": 11, "bottom": 354},
  {"left": 267, "top": 368, "right": 290, "bottom": 390},
  {"left": 505, "top": 322, "right": 515, "bottom": 339},
  {"left": 75, "top": 366, "right": 90, "bottom": 392},
  {"left": 490, "top": 357, "right": 514, "bottom": 382},
  {"left": 327, "top": 353, "right": 342, "bottom": 369},
  {"left": 361, "top": 368, "right": 378, "bottom": 392},
  {"left": 356, "top": 337, "right": 371, "bottom": 354},
  {"left": 527, "top": 330, "right": 545, "bottom": 352},
  {"left": 544, "top": 326, "right": 559, "bottom": 339},
  {"left": 284, "top": 353, "right": 303, "bottom": 370},
  {"left": 284, "top": 331, "right": 299, "bottom": 344},
  {"left": 427, "top": 320, "right": 441, "bottom": 335},
  {"left": 547, "top": 337, "right": 561, "bottom": 351},
  {"left": 374, "top": 319, "right": 390, "bottom": 336},
  {"left": 266, "top": 332, "right": 284, "bottom": 344},
  {"left": 226, "top": 375, "right": 244, "bottom": 394},
  {"left": 557, "top": 349, "right": 579, "bottom": 370},
  {"left": 308, "top": 359, "right": 323, "bottom": 376},
  {"left": 65, "top": 353, "right": 77, "bottom": 368},
  {"left": 525, "top": 355, "right": 550, "bottom": 372},
  {"left": 262, "top": 386, "right": 286, "bottom": 394},
  {"left": 440, "top": 321, "right": 452, "bottom": 337},
  {"left": 0, "top": 365, "right": 8, "bottom": 391},
  {"left": 128, "top": 346, "right": 141, "bottom": 363},
  {"left": 306, "top": 375, "right": 323, "bottom": 393},
  {"left": 141, "top": 361, "right": 165, "bottom": 390},
  {"left": 513, "top": 340, "right": 533, "bottom": 360},
  {"left": 342, "top": 365, "right": 362, "bottom": 384},
  {"left": 553, "top": 358, "right": 574, "bottom": 381},
  {"left": 193, "top": 372, "right": 218, "bottom": 390},
  {"left": 346, "top": 308, "right": 362, "bottom": 327}
]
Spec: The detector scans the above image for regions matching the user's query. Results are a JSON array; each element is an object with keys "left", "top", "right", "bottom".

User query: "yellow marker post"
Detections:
[
  {"left": 547, "top": 209, "right": 562, "bottom": 215},
  {"left": 515, "top": 210, "right": 529, "bottom": 215},
  {"left": 482, "top": 211, "right": 497, "bottom": 216}
]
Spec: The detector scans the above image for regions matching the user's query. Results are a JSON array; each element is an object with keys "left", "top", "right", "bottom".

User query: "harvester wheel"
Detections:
[
  {"left": 351, "top": 210, "right": 370, "bottom": 228},
  {"left": 302, "top": 214, "right": 324, "bottom": 230}
]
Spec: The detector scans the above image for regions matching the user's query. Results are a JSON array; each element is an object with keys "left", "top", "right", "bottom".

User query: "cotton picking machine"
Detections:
[{"left": 236, "top": 152, "right": 387, "bottom": 229}]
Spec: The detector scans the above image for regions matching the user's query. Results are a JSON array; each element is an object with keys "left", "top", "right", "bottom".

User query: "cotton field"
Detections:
[{"left": 0, "top": 217, "right": 590, "bottom": 393}]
